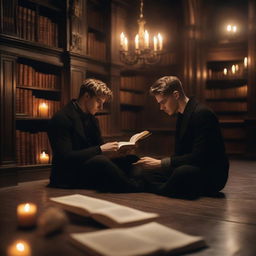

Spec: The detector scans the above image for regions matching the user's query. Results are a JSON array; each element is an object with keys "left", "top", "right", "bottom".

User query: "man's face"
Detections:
[
  {"left": 155, "top": 92, "right": 179, "bottom": 116},
  {"left": 84, "top": 95, "right": 106, "bottom": 115}
]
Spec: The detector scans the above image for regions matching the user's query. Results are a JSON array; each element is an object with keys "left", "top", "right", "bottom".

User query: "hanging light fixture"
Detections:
[{"left": 120, "top": 0, "right": 163, "bottom": 65}]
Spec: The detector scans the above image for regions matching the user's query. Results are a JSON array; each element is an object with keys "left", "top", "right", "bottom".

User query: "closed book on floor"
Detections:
[
  {"left": 70, "top": 222, "right": 206, "bottom": 256},
  {"left": 50, "top": 194, "right": 158, "bottom": 227}
]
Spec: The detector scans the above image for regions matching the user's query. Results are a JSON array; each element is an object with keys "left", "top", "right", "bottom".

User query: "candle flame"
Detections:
[
  {"left": 16, "top": 242, "right": 25, "bottom": 252},
  {"left": 24, "top": 203, "right": 30, "bottom": 212}
]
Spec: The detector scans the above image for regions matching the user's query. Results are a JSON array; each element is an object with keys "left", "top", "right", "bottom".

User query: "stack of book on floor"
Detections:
[{"left": 50, "top": 194, "right": 206, "bottom": 256}]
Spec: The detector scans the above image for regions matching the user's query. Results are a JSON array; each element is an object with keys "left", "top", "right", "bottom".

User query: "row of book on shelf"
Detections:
[
  {"left": 97, "top": 114, "right": 111, "bottom": 136},
  {"left": 16, "top": 130, "right": 52, "bottom": 165},
  {"left": 120, "top": 91, "right": 145, "bottom": 106},
  {"left": 121, "top": 110, "right": 137, "bottom": 130},
  {"left": 16, "top": 88, "right": 60, "bottom": 117},
  {"left": 205, "top": 84, "right": 247, "bottom": 99},
  {"left": 120, "top": 76, "right": 147, "bottom": 91},
  {"left": 87, "top": 32, "right": 106, "bottom": 60},
  {"left": 17, "top": 63, "right": 59, "bottom": 89},
  {"left": 16, "top": 6, "right": 58, "bottom": 47},
  {"left": 208, "top": 101, "right": 247, "bottom": 112}
]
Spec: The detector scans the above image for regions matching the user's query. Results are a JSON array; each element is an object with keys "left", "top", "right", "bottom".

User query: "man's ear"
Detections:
[{"left": 173, "top": 90, "right": 180, "bottom": 100}]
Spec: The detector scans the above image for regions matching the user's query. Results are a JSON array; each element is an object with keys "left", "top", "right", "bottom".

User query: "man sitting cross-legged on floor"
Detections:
[{"left": 47, "top": 78, "right": 142, "bottom": 192}]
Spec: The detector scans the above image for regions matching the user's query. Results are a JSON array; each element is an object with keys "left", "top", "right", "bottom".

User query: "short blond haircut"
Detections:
[{"left": 79, "top": 79, "right": 112, "bottom": 101}]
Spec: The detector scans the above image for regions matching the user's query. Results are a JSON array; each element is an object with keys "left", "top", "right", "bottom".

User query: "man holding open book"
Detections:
[
  {"left": 134, "top": 76, "right": 229, "bottom": 197},
  {"left": 47, "top": 78, "right": 143, "bottom": 191}
]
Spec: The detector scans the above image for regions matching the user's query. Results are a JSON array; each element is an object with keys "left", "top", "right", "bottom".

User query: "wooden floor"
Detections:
[{"left": 0, "top": 160, "right": 256, "bottom": 256}]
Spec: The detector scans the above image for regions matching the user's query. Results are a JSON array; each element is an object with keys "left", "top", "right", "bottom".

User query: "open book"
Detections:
[
  {"left": 50, "top": 194, "right": 158, "bottom": 228},
  {"left": 118, "top": 130, "right": 151, "bottom": 150},
  {"left": 70, "top": 222, "right": 206, "bottom": 256}
]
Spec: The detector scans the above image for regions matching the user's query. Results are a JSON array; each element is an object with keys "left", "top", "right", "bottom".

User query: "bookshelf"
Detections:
[{"left": 205, "top": 44, "right": 248, "bottom": 155}]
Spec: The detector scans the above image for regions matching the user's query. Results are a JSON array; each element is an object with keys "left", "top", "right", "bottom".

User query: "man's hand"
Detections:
[
  {"left": 133, "top": 157, "right": 161, "bottom": 169},
  {"left": 100, "top": 142, "right": 119, "bottom": 154}
]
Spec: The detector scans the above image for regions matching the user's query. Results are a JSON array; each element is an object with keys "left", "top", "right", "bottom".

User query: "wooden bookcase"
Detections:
[{"left": 205, "top": 43, "right": 248, "bottom": 155}]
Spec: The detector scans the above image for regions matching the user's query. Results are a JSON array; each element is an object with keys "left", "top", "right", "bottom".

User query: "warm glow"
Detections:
[
  {"left": 227, "top": 25, "right": 232, "bottom": 31},
  {"left": 232, "top": 25, "right": 237, "bottom": 32},
  {"left": 135, "top": 34, "right": 139, "bottom": 49},
  {"left": 153, "top": 36, "right": 157, "bottom": 51},
  {"left": 158, "top": 33, "right": 163, "bottom": 50},
  {"left": 7, "top": 240, "right": 31, "bottom": 256},
  {"left": 124, "top": 37, "right": 128, "bottom": 51},
  {"left": 235, "top": 64, "right": 239, "bottom": 71},
  {"left": 38, "top": 102, "right": 48, "bottom": 117},
  {"left": 244, "top": 57, "right": 248, "bottom": 67},
  {"left": 40, "top": 151, "right": 49, "bottom": 164},
  {"left": 24, "top": 204, "right": 30, "bottom": 212},
  {"left": 144, "top": 30, "right": 149, "bottom": 48},
  {"left": 223, "top": 68, "right": 228, "bottom": 76},
  {"left": 231, "top": 65, "right": 236, "bottom": 74},
  {"left": 120, "top": 32, "right": 125, "bottom": 47}
]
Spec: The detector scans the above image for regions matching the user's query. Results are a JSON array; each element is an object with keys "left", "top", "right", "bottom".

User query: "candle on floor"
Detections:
[
  {"left": 17, "top": 203, "right": 37, "bottom": 228},
  {"left": 7, "top": 240, "right": 31, "bottom": 256},
  {"left": 38, "top": 102, "right": 48, "bottom": 117},
  {"left": 39, "top": 151, "right": 49, "bottom": 164}
]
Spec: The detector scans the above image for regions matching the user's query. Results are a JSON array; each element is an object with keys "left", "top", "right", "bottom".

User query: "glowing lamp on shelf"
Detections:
[
  {"left": 17, "top": 203, "right": 37, "bottom": 228},
  {"left": 120, "top": 0, "right": 163, "bottom": 65},
  {"left": 39, "top": 151, "right": 49, "bottom": 164},
  {"left": 7, "top": 240, "right": 31, "bottom": 256},
  {"left": 38, "top": 102, "right": 48, "bottom": 117}
]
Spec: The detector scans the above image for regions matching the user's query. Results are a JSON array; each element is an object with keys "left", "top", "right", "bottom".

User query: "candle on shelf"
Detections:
[
  {"left": 231, "top": 64, "right": 236, "bottom": 74},
  {"left": 39, "top": 151, "right": 49, "bottom": 164},
  {"left": 153, "top": 36, "right": 158, "bottom": 51},
  {"left": 38, "top": 102, "right": 48, "bottom": 117},
  {"left": 17, "top": 203, "right": 37, "bottom": 228},
  {"left": 135, "top": 34, "right": 139, "bottom": 50},
  {"left": 7, "top": 240, "right": 31, "bottom": 256},
  {"left": 223, "top": 68, "right": 228, "bottom": 76},
  {"left": 158, "top": 33, "right": 163, "bottom": 50}
]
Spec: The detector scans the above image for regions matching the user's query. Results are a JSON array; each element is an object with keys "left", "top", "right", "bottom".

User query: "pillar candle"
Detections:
[
  {"left": 38, "top": 102, "right": 48, "bottom": 117},
  {"left": 17, "top": 203, "right": 37, "bottom": 228},
  {"left": 39, "top": 151, "right": 49, "bottom": 164},
  {"left": 7, "top": 240, "right": 31, "bottom": 256}
]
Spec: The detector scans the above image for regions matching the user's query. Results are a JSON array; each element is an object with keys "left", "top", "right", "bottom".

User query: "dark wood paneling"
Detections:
[{"left": 0, "top": 54, "right": 16, "bottom": 166}]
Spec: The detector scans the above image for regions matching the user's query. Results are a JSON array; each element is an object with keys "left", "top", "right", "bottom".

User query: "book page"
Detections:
[
  {"left": 70, "top": 229, "right": 161, "bottom": 256},
  {"left": 128, "top": 222, "right": 206, "bottom": 252},
  {"left": 129, "top": 130, "right": 151, "bottom": 144},
  {"left": 117, "top": 141, "right": 135, "bottom": 149},
  {"left": 92, "top": 205, "right": 158, "bottom": 226},
  {"left": 50, "top": 194, "right": 117, "bottom": 214}
]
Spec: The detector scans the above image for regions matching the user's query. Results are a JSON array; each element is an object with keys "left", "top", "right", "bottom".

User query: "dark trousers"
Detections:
[
  {"left": 142, "top": 165, "right": 208, "bottom": 197},
  {"left": 77, "top": 154, "right": 142, "bottom": 192}
]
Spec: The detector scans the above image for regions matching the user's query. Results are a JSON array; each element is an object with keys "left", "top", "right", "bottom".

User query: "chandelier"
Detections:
[{"left": 120, "top": 0, "right": 163, "bottom": 65}]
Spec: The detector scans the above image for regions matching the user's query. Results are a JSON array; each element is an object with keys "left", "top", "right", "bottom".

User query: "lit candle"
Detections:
[
  {"left": 7, "top": 240, "right": 31, "bottom": 256},
  {"left": 244, "top": 57, "right": 248, "bottom": 68},
  {"left": 227, "top": 24, "right": 232, "bottom": 32},
  {"left": 153, "top": 36, "right": 158, "bottom": 51},
  {"left": 38, "top": 102, "right": 48, "bottom": 117},
  {"left": 17, "top": 203, "right": 37, "bottom": 228},
  {"left": 135, "top": 34, "right": 139, "bottom": 50},
  {"left": 223, "top": 68, "right": 227, "bottom": 76},
  {"left": 120, "top": 32, "right": 125, "bottom": 49},
  {"left": 232, "top": 25, "right": 237, "bottom": 33},
  {"left": 158, "top": 33, "right": 163, "bottom": 50},
  {"left": 144, "top": 30, "right": 149, "bottom": 48},
  {"left": 124, "top": 37, "right": 128, "bottom": 51},
  {"left": 231, "top": 64, "right": 236, "bottom": 74},
  {"left": 235, "top": 64, "right": 239, "bottom": 71},
  {"left": 39, "top": 151, "right": 49, "bottom": 164}
]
